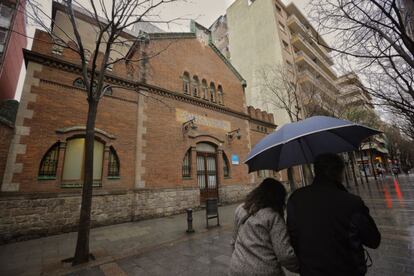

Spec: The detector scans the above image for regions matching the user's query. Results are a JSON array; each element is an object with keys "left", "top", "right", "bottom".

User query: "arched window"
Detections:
[
  {"left": 104, "top": 86, "right": 113, "bottom": 96},
  {"left": 38, "top": 143, "right": 60, "bottom": 179},
  {"left": 62, "top": 138, "right": 105, "bottom": 185},
  {"left": 202, "top": 79, "right": 208, "bottom": 99},
  {"left": 183, "top": 72, "right": 190, "bottom": 94},
  {"left": 73, "top": 78, "right": 86, "bottom": 89},
  {"left": 182, "top": 149, "right": 191, "bottom": 178},
  {"left": 192, "top": 75, "right": 200, "bottom": 97},
  {"left": 210, "top": 82, "right": 216, "bottom": 102},
  {"left": 217, "top": 85, "right": 224, "bottom": 105},
  {"left": 223, "top": 152, "right": 230, "bottom": 177},
  {"left": 108, "top": 146, "right": 120, "bottom": 178}
]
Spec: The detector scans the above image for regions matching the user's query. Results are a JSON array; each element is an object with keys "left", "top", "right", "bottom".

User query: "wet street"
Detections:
[
  {"left": 350, "top": 174, "right": 414, "bottom": 275},
  {"left": 66, "top": 174, "right": 414, "bottom": 276},
  {"left": 1, "top": 175, "right": 413, "bottom": 275}
]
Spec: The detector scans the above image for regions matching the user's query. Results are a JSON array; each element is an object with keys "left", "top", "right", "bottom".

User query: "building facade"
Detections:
[
  {"left": 0, "top": 0, "right": 27, "bottom": 101},
  {"left": 337, "top": 73, "right": 389, "bottom": 176},
  {"left": 0, "top": 2, "right": 278, "bottom": 242},
  {"left": 219, "top": 0, "right": 340, "bottom": 126}
]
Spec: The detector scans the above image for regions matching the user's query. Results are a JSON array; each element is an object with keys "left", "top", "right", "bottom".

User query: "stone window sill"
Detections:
[
  {"left": 107, "top": 176, "right": 120, "bottom": 180},
  {"left": 38, "top": 176, "right": 57, "bottom": 180}
]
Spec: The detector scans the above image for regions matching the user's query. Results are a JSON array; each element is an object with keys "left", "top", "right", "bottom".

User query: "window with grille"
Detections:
[
  {"left": 223, "top": 153, "right": 230, "bottom": 177},
  {"left": 73, "top": 78, "right": 86, "bottom": 89},
  {"left": 38, "top": 143, "right": 60, "bottom": 179},
  {"left": 108, "top": 147, "right": 120, "bottom": 178},
  {"left": 182, "top": 149, "right": 191, "bottom": 177},
  {"left": 104, "top": 86, "right": 113, "bottom": 96}
]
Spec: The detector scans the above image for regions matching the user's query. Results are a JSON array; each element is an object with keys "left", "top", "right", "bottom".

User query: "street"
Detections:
[{"left": 1, "top": 174, "right": 413, "bottom": 275}]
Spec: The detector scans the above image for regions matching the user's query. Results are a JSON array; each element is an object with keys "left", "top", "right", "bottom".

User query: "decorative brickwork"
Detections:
[{"left": 0, "top": 17, "right": 278, "bottom": 242}]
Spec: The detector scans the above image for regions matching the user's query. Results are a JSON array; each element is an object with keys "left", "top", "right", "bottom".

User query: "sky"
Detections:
[{"left": 15, "top": 0, "right": 310, "bottom": 100}]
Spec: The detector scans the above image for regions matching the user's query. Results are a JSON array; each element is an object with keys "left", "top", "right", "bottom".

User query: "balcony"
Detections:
[
  {"left": 291, "top": 33, "right": 336, "bottom": 79},
  {"left": 287, "top": 14, "right": 333, "bottom": 65},
  {"left": 294, "top": 51, "right": 339, "bottom": 93},
  {"left": 297, "top": 69, "right": 337, "bottom": 102}
]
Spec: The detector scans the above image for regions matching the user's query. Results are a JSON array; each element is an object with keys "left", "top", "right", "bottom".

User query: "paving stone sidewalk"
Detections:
[
  {"left": 2, "top": 174, "right": 414, "bottom": 276},
  {"left": 0, "top": 203, "right": 238, "bottom": 276},
  {"left": 70, "top": 174, "right": 414, "bottom": 276}
]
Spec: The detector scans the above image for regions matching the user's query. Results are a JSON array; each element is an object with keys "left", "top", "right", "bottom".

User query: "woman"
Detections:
[{"left": 230, "top": 178, "right": 299, "bottom": 276}]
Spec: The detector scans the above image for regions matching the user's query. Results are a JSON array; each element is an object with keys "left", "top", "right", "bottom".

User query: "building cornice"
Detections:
[{"left": 23, "top": 49, "right": 276, "bottom": 128}]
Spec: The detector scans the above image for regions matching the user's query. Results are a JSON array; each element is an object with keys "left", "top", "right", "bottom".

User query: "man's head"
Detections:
[{"left": 314, "top": 153, "right": 345, "bottom": 182}]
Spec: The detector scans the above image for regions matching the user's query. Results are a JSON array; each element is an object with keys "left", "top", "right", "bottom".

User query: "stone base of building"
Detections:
[
  {"left": 219, "top": 183, "right": 257, "bottom": 204},
  {"left": 0, "top": 185, "right": 252, "bottom": 244}
]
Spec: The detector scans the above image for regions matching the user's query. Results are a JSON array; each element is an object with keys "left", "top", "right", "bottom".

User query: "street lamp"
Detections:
[
  {"left": 226, "top": 128, "right": 241, "bottom": 142},
  {"left": 182, "top": 117, "right": 197, "bottom": 133}
]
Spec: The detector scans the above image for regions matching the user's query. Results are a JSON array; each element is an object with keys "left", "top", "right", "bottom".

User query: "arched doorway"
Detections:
[{"left": 196, "top": 142, "right": 218, "bottom": 202}]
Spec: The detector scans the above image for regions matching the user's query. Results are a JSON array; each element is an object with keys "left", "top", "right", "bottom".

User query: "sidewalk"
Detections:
[{"left": 0, "top": 203, "right": 239, "bottom": 275}]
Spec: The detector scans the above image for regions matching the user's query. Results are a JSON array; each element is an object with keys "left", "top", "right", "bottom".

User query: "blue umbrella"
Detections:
[{"left": 245, "top": 116, "right": 381, "bottom": 172}]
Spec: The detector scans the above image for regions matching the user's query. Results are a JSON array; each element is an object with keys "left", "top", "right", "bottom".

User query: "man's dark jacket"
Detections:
[{"left": 287, "top": 177, "right": 381, "bottom": 276}]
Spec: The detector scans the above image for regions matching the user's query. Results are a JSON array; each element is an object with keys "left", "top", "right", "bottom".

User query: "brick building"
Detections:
[{"left": 0, "top": 2, "right": 277, "bottom": 242}]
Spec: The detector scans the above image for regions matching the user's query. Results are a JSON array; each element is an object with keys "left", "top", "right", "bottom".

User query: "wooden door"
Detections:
[{"left": 197, "top": 152, "right": 218, "bottom": 203}]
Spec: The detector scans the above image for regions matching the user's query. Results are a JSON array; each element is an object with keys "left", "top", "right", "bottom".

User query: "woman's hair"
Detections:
[{"left": 243, "top": 178, "right": 287, "bottom": 217}]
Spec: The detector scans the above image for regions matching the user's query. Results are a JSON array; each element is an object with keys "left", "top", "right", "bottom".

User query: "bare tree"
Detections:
[
  {"left": 309, "top": 0, "right": 414, "bottom": 139},
  {"left": 256, "top": 64, "right": 330, "bottom": 122},
  {"left": 383, "top": 124, "right": 414, "bottom": 172},
  {"left": 256, "top": 64, "right": 329, "bottom": 187},
  {"left": 20, "top": 0, "right": 184, "bottom": 265}
]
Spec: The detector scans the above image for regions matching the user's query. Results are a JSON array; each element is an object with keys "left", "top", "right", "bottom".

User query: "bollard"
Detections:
[{"left": 186, "top": 208, "right": 195, "bottom": 233}]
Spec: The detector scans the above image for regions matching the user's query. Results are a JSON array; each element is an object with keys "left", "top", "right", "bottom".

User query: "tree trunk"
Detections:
[
  {"left": 287, "top": 167, "right": 296, "bottom": 192},
  {"left": 349, "top": 152, "right": 358, "bottom": 186},
  {"left": 72, "top": 99, "right": 98, "bottom": 265}
]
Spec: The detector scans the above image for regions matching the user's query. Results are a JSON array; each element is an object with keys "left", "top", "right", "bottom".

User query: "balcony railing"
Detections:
[
  {"left": 291, "top": 32, "right": 334, "bottom": 70},
  {"left": 297, "top": 70, "right": 337, "bottom": 101},
  {"left": 295, "top": 51, "right": 339, "bottom": 92},
  {"left": 287, "top": 14, "right": 333, "bottom": 64}
]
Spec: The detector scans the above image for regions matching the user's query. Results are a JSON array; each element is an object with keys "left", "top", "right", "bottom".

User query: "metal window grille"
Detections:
[
  {"left": 39, "top": 143, "right": 59, "bottom": 177},
  {"left": 73, "top": 78, "right": 86, "bottom": 89},
  {"left": 197, "top": 155, "right": 205, "bottom": 189},
  {"left": 104, "top": 87, "right": 113, "bottom": 96},
  {"left": 206, "top": 156, "right": 217, "bottom": 189},
  {"left": 182, "top": 150, "right": 191, "bottom": 177},
  {"left": 108, "top": 147, "right": 120, "bottom": 177}
]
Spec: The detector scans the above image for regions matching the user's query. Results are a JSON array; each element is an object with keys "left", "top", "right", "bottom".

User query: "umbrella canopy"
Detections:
[{"left": 245, "top": 116, "right": 381, "bottom": 172}]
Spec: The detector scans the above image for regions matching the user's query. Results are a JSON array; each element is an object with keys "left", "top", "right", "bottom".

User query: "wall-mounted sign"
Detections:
[
  {"left": 176, "top": 108, "right": 231, "bottom": 131},
  {"left": 231, "top": 154, "right": 240, "bottom": 165}
]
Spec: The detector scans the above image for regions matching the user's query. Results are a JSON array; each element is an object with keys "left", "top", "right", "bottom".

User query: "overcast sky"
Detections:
[{"left": 15, "top": 0, "right": 310, "bottom": 99}]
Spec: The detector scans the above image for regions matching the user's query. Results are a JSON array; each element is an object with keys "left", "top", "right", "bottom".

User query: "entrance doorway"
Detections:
[{"left": 196, "top": 143, "right": 218, "bottom": 203}]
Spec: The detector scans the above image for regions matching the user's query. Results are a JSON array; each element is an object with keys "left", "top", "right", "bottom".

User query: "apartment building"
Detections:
[
  {"left": 0, "top": 0, "right": 27, "bottom": 100},
  {"left": 337, "top": 73, "right": 373, "bottom": 109},
  {"left": 337, "top": 73, "right": 389, "bottom": 175},
  {"left": 216, "top": 0, "right": 340, "bottom": 126}
]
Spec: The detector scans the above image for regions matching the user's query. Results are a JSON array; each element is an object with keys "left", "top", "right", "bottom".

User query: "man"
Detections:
[{"left": 287, "top": 153, "right": 381, "bottom": 276}]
